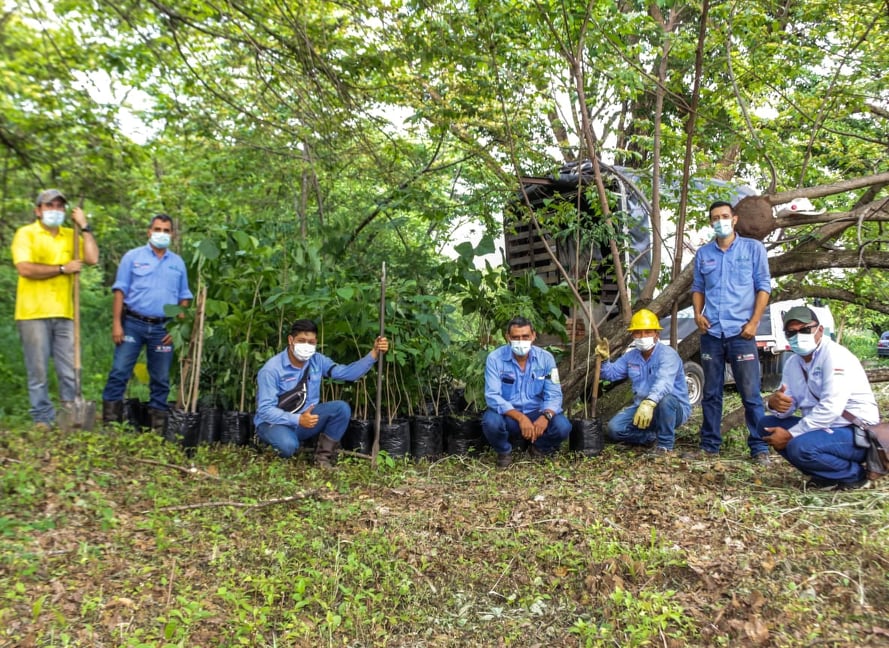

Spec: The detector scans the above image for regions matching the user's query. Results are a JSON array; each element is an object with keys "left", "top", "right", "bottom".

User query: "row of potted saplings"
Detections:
[{"left": 120, "top": 399, "right": 605, "bottom": 458}]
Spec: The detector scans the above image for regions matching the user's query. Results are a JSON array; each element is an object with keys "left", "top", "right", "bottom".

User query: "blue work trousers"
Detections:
[
  {"left": 758, "top": 415, "right": 866, "bottom": 483},
  {"left": 607, "top": 393, "right": 686, "bottom": 450},
  {"left": 700, "top": 333, "right": 768, "bottom": 456},
  {"left": 481, "top": 408, "right": 571, "bottom": 455},
  {"left": 256, "top": 401, "right": 351, "bottom": 458},
  {"left": 102, "top": 315, "right": 174, "bottom": 411}
]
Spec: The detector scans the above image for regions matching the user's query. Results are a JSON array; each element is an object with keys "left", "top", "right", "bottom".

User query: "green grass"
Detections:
[{"left": 2, "top": 413, "right": 888, "bottom": 647}]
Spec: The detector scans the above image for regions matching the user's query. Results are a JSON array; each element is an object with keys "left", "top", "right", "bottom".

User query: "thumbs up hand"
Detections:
[
  {"left": 299, "top": 404, "right": 319, "bottom": 428},
  {"left": 767, "top": 384, "right": 793, "bottom": 414}
]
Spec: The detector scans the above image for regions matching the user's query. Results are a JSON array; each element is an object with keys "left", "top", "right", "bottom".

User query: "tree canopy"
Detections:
[{"left": 1, "top": 0, "right": 887, "bottom": 413}]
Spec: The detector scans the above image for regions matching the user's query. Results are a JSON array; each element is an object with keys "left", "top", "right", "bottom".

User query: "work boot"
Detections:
[
  {"left": 752, "top": 452, "right": 772, "bottom": 467},
  {"left": 314, "top": 433, "right": 339, "bottom": 468},
  {"left": 102, "top": 400, "right": 124, "bottom": 425},
  {"left": 148, "top": 407, "right": 169, "bottom": 436}
]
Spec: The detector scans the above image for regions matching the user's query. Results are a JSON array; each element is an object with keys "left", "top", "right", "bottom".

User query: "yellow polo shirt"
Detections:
[{"left": 11, "top": 220, "right": 84, "bottom": 320}]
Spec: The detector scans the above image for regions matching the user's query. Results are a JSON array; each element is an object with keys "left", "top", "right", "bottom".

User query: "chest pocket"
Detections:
[
  {"left": 500, "top": 373, "right": 517, "bottom": 399},
  {"left": 132, "top": 264, "right": 153, "bottom": 278},
  {"left": 729, "top": 256, "right": 752, "bottom": 276},
  {"left": 528, "top": 374, "right": 548, "bottom": 398},
  {"left": 700, "top": 259, "right": 718, "bottom": 276}
]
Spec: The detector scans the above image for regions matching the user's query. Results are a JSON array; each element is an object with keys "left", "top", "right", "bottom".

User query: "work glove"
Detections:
[
  {"left": 594, "top": 339, "right": 610, "bottom": 361},
  {"left": 633, "top": 399, "right": 656, "bottom": 429}
]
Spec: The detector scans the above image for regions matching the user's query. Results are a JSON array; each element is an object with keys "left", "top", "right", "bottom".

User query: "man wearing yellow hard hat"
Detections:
[{"left": 594, "top": 309, "right": 691, "bottom": 454}]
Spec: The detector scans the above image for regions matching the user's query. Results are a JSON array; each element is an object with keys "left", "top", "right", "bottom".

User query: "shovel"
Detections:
[{"left": 59, "top": 197, "right": 96, "bottom": 432}]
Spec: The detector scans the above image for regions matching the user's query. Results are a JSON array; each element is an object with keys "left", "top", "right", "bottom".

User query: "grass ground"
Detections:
[{"left": 2, "top": 391, "right": 889, "bottom": 648}]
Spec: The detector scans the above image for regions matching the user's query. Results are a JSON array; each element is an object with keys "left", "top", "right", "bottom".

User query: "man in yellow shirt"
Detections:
[{"left": 11, "top": 189, "right": 99, "bottom": 429}]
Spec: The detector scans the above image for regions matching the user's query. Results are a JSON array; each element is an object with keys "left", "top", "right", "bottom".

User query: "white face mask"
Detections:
[
  {"left": 41, "top": 209, "right": 65, "bottom": 228},
  {"left": 292, "top": 342, "right": 316, "bottom": 362},
  {"left": 789, "top": 332, "right": 817, "bottom": 356},
  {"left": 510, "top": 340, "right": 532, "bottom": 357},
  {"left": 633, "top": 336, "right": 657, "bottom": 352},
  {"left": 712, "top": 218, "right": 734, "bottom": 238},
  {"left": 150, "top": 232, "right": 171, "bottom": 249}
]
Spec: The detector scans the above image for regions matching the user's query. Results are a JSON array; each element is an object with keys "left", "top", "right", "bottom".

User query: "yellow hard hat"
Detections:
[{"left": 627, "top": 309, "right": 662, "bottom": 331}]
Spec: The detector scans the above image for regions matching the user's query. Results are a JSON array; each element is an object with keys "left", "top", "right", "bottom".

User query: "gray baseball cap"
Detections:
[
  {"left": 35, "top": 189, "right": 67, "bottom": 205},
  {"left": 782, "top": 306, "right": 819, "bottom": 326}
]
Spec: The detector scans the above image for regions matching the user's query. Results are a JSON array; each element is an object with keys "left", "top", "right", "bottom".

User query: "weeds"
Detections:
[{"left": 1, "top": 420, "right": 887, "bottom": 647}]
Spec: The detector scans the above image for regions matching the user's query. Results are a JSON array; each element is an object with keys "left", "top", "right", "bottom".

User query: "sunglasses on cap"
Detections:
[{"left": 783, "top": 323, "right": 818, "bottom": 338}]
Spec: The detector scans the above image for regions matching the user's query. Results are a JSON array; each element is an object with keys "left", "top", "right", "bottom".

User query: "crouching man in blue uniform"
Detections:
[
  {"left": 481, "top": 316, "right": 571, "bottom": 468},
  {"left": 254, "top": 319, "right": 388, "bottom": 467},
  {"left": 594, "top": 309, "right": 691, "bottom": 455},
  {"left": 759, "top": 306, "right": 877, "bottom": 490}
]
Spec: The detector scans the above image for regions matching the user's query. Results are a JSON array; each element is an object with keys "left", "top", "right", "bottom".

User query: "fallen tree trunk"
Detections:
[
  {"left": 559, "top": 192, "right": 889, "bottom": 410},
  {"left": 719, "top": 367, "right": 889, "bottom": 432}
]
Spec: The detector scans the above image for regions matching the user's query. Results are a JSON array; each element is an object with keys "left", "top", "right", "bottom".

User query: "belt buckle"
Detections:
[{"left": 128, "top": 309, "right": 159, "bottom": 324}]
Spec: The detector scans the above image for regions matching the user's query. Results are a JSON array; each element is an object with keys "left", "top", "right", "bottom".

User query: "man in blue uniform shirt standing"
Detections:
[
  {"left": 594, "top": 309, "right": 691, "bottom": 454},
  {"left": 254, "top": 319, "right": 389, "bottom": 467},
  {"left": 481, "top": 316, "right": 571, "bottom": 468},
  {"left": 101, "top": 214, "right": 192, "bottom": 431},
  {"left": 689, "top": 201, "right": 772, "bottom": 464}
]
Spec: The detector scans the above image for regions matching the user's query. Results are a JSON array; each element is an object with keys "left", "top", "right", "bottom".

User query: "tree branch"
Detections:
[
  {"left": 146, "top": 492, "right": 319, "bottom": 514},
  {"left": 767, "top": 172, "right": 889, "bottom": 205},
  {"left": 770, "top": 285, "right": 889, "bottom": 317},
  {"left": 131, "top": 457, "right": 221, "bottom": 480}
]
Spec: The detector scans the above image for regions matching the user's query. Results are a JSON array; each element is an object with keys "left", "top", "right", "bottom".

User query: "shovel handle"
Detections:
[
  {"left": 590, "top": 355, "right": 602, "bottom": 415},
  {"left": 72, "top": 197, "right": 85, "bottom": 391}
]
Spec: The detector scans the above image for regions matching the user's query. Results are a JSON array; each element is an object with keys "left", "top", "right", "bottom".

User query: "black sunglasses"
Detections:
[{"left": 784, "top": 323, "right": 818, "bottom": 338}]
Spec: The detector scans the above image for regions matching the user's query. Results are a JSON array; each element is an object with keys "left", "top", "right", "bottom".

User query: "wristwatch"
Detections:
[
  {"left": 543, "top": 411, "right": 553, "bottom": 421},
  {"left": 59, "top": 265, "right": 65, "bottom": 275},
  {"left": 81, "top": 225, "right": 92, "bottom": 233}
]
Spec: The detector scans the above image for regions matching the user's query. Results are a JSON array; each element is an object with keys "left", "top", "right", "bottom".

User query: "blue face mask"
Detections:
[
  {"left": 712, "top": 218, "right": 734, "bottom": 238},
  {"left": 41, "top": 209, "right": 65, "bottom": 228},
  {"left": 510, "top": 340, "right": 532, "bottom": 357},
  {"left": 150, "top": 232, "right": 171, "bottom": 249},
  {"left": 788, "top": 332, "right": 817, "bottom": 356}
]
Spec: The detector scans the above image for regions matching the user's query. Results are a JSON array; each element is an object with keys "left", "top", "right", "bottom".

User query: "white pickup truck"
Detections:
[{"left": 660, "top": 299, "right": 836, "bottom": 407}]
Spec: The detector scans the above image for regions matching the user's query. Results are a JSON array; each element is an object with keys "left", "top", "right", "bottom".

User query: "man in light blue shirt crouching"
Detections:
[
  {"left": 254, "top": 319, "right": 388, "bottom": 467},
  {"left": 595, "top": 309, "right": 691, "bottom": 455},
  {"left": 482, "top": 316, "right": 571, "bottom": 468}
]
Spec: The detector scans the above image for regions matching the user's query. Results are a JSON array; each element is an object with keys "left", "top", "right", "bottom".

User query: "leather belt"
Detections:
[{"left": 125, "top": 308, "right": 168, "bottom": 324}]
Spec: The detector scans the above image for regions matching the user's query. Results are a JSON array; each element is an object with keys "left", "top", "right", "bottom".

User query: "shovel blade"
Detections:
[{"left": 58, "top": 398, "right": 97, "bottom": 432}]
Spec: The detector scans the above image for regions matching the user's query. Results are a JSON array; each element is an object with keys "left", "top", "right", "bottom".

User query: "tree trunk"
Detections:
[{"left": 558, "top": 181, "right": 889, "bottom": 410}]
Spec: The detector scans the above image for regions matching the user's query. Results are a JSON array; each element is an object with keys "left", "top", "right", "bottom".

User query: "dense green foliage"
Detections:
[{"left": 1, "top": 1, "right": 887, "bottom": 414}]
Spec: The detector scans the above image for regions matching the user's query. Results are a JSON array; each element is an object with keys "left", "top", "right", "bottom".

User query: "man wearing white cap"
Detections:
[
  {"left": 11, "top": 189, "right": 99, "bottom": 429},
  {"left": 758, "top": 306, "right": 877, "bottom": 490}
]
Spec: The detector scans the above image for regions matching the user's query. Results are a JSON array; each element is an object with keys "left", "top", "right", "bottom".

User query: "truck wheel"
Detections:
[
  {"left": 684, "top": 361, "right": 705, "bottom": 408},
  {"left": 760, "top": 353, "right": 787, "bottom": 392}
]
